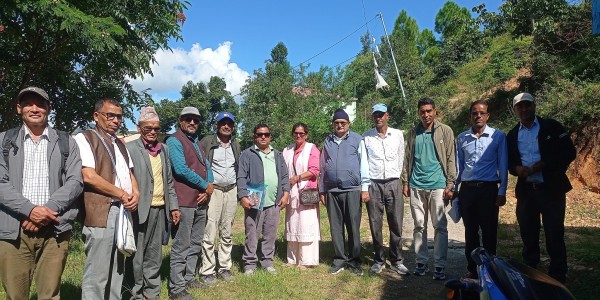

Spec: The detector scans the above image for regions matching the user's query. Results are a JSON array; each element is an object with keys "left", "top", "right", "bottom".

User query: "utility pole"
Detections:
[{"left": 378, "top": 12, "right": 408, "bottom": 113}]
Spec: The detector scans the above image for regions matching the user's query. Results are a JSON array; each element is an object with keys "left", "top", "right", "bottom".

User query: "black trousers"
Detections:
[
  {"left": 326, "top": 190, "right": 362, "bottom": 268},
  {"left": 515, "top": 183, "right": 567, "bottom": 282},
  {"left": 458, "top": 182, "right": 499, "bottom": 273}
]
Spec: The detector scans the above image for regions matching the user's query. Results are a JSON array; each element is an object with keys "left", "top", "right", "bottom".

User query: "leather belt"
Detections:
[
  {"left": 523, "top": 182, "right": 545, "bottom": 190},
  {"left": 462, "top": 181, "right": 497, "bottom": 188},
  {"left": 214, "top": 183, "right": 236, "bottom": 192}
]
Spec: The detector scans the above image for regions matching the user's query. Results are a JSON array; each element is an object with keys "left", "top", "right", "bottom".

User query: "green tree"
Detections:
[{"left": 0, "top": 0, "right": 186, "bottom": 131}]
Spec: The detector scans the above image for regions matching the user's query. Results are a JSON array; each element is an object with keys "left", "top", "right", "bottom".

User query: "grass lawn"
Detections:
[{"left": 3, "top": 182, "right": 599, "bottom": 299}]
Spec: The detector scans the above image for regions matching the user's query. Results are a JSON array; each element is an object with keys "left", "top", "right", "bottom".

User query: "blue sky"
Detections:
[{"left": 129, "top": 0, "right": 503, "bottom": 106}]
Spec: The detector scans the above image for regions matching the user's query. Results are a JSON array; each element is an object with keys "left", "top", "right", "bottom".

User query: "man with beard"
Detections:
[
  {"left": 507, "top": 93, "right": 576, "bottom": 283},
  {"left": 76, "top": 98, "right": 140, "bottom": 298},
  {"left": 199, "top": 112, "right": 241, "bottom": 284},
  {"left": 166, "top": 107, "right": 214, "bottom": 300},
  {"left": 126, "top": 107, "right": 181, "bottom": 299}
]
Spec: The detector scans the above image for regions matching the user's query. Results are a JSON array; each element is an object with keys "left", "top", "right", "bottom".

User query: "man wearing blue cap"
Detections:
[
  {"left": 362, "top": 103, "right": 409, "bottom": 275},
  {"left": 199, "top": 112, "right": 241, "bottom": 284}
]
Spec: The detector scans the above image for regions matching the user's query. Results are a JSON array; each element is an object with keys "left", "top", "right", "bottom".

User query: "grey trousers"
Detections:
[
  {"left": 243, "top": 205, "right": 280, "bottom": 270},
  {"left": 367, "top": 179, "right": 404, "bottom": 265},
  {"left": 325, "top": 190, "right": 362, "bottom": 268},
  {"left": 169, "top": 205, "right": 207, "bottom": 294},
  {"left": 131, "top": 207, "right": 166, "bottom": 300},
  {"left": 82, "top": 205, "right": 125, "bottom": 300}
]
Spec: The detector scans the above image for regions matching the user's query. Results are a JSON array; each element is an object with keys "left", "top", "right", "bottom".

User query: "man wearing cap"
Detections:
[
  {"left": 362, "top": 103, "right": 409, "bottom": 275},
  {"left": 237, "top": 123, "right": 289, "bottom": 276},
  {"left": 507, "top": 92, "right": 576, "bottom": 283},
  {"left": 76, "top": 98, "right": 140, "bottom": 299},
  {"left": 402, "top": 97, "right": 456, "bottom": 280},
  {"left": 198, "top": 112, "right": 240, "bottom": 284},
  {"left": 320, "top": 108, "right": 370, "bottom": 276},
  {"left": 455, "top": 99, "right": 508, "bottom": 279},
  {"left": 126, "top": 107, "right": 181, "bottom": 299},
  {"left": 166, "top": 107, "right": 214, "bottom": 299},
  {"left": 0, "top": 87, "right": 83, "bottom": 299}
]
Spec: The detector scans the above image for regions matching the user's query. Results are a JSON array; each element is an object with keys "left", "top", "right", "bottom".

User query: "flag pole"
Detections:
[{"left": 378, "top": 12, "right": 408, "bottom": 112}]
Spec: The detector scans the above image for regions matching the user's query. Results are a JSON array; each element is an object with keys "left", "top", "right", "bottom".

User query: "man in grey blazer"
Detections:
[
  {"left": 126, "top": 107, "right": 180, "bottom": 300},
  {"left": 0, "top": 86, "right": 83, "bottom": 299}
]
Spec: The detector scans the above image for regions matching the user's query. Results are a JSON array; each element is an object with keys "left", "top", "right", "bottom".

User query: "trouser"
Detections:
[
  {"left": 0, "top": 228, "right": 70, "bottom": 300},
  {"left": 169, "top": 205, "right": 207, "bottom": 294},
  {"left": 200, "top": 187, "right": 238, "bottom": 275},
  {"left": 243, "top": 205, "right": 280, "bottom": 269},
  {"left": 367, "top": 179, "right": 404, "bottom": 265},
  {"left": 458, "top": 182, "right": 499, "bottom": 273},
  {"left": 82, "top": 205, "right": 125, "bottom": 300},
  {"left": 409, "top": 188, "right": 448, "bottom": 268},
  {"left": 325, "top": 190, "right": 362, "bottom": 268},
  {"left": 130, "top": 207, "right": 166, "bottom": 300},
  {"left": 516, "top": 183, "right": 567, "bottom": 282}
]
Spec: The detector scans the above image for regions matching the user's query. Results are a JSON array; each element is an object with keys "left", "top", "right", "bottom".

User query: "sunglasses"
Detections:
[
  {"left": 254, "top": 132, "right": 271, "bottom": 138},
  {"left": 142, "top": 126, "right": 161, "bottom": 133},
  {"left": 98, "top": 112, "right": 123, "bottom": 121},
  {"left": 182, "top": 116, "right": 200, "bottom": 124},
  {"left": 292, "top": 132, "right": 306, "bottom": 137},
  {"left": 471, "top": 112, "right": 489, "bottom": 117}
]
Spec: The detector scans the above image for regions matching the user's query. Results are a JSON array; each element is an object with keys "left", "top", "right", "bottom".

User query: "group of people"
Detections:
[{"left": 0, "top": 86, "right": 575, "bottom": 300}]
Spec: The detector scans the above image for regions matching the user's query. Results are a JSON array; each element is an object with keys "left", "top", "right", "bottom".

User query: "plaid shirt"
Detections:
[{"left": 22, "top": 126, "right": 50, "bottom": 206}]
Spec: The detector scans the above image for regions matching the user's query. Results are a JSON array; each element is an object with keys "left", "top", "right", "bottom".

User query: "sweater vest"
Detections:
[
  {"left": 171, "top": 129, "right": 208, "bottom": 207},
  {"left": 322, "top": 132, "right": 362, "bottom": 190}
]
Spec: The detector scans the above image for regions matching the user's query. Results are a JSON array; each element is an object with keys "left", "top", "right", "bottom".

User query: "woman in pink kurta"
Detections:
[{"left": 283, "top": 123, "right": 321, "bottom": 268}]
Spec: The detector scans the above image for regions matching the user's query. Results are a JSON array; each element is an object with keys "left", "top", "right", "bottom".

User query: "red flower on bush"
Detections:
[{"left": 176, "top": 12, "right": 186, "bottom": 25}]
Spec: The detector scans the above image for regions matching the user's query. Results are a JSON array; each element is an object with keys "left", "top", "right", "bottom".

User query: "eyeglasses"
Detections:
[
  {"left": 182, "top": 116, "right": 200, "bottom": 124},
  {"left": 292, "top": 132, "right": 306, "bottom": 137},
  {"left": 333, "top": 121, "right": 348, "bottom": 126},
  {"left": 254, "top": 132, "right": 271, "bottom": 138},
  {"left": 471, "top": 112, "right": 489, "bottom": 116},
  {"left": 142, "top": 126, "right": 161, "bottom": 133},
  {"left": 98, "top": 112, "right": 123, "bottom": 121}
]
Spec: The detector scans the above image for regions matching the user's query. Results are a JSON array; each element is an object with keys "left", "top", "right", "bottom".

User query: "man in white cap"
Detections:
[
  {"left": 0, "top": 86, "right": 83, "bottom": 299},
  {"left": 166, "top": 107, "right": 214, "bottom": 300},
  {"left": 507, "top": 92, "right": 576, "bottom": 283},
  {"left": 126, "top": 107, "right": 181, "bottom": 299},
  {"left": 362, "top": 103, "right": 409, "bottom": 275},
  {"left": 199, "top": 112, "right": 241, "bottom": 284}
]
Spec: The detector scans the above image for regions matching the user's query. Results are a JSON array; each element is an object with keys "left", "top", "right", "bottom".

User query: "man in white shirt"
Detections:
[{"left": 363, "top": 103, "right": 409, "bottom": 275}]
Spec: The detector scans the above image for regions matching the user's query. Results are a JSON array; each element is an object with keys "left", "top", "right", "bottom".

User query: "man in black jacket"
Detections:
[{"left": 507, "top": 92, "right": 576, "bottom": 283}]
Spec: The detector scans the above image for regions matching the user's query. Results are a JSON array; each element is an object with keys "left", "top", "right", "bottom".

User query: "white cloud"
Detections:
[{"left": 129, "top": 42, "right": 249, "bottom": 101}]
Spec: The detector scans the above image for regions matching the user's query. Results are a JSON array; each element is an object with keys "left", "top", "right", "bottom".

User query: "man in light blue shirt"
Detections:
[{"left": 455, "top": 99, "right": 508, "bottom": 279}]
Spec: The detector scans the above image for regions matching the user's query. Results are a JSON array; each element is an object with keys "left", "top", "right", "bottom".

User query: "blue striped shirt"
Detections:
[
  {"left": 456, "top": 125, "right": 508, "bottom": 195},
  {"left": 517, "top": 117, "right": 543, "bottom": 183}
]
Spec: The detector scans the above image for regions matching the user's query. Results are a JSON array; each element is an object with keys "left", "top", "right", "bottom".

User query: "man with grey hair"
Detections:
[
  {"left": 0, "top": 86, "right": 83, "bottom": 299},
  {"left": 126, "top": 107, "right": 181, "bottom": 299},
  {"left": 166, "top": 107, "right": 214, "bottom": 300},
  {"left": 507, "top": 92, "right": 575, "bottom": 283}
]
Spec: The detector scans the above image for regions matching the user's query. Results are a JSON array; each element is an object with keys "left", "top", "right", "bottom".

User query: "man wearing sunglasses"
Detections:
[
  {"left": 165, "top": 107, "right": 214, "bottom": 300},
  {"left": 320, "top": 108, "right": 370, "bottom": 276},
  {"left": 75, "top": 98, "right": 140, "bottom": 298},
  {"left": 125, "top": 107, "right": 181, "bottom": 299},
  {"left": 199, "top": 112, "right": 241, "bottom": 284},
  {"left": 237, "top": 124, "right": 289, "bottom": 276}
]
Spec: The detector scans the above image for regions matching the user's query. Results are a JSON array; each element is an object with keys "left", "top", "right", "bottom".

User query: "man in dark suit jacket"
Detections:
[
  {"left": 126, "top": 107, "right": 180, "bottom": 300},
  {"left": 507, "top": 92, "right": 576, "bottom": 283}
]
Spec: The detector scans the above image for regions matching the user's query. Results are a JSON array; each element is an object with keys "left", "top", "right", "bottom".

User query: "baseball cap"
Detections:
[
  {"left": 179, "top": 106, "right": 201, "bottom": 117},
  {"left": 16, "top": 86, "right": 50, "bottom": 104},
  {"left": 372, "top": 103, "right": 387, "bottom": 114},
  {"left": 216, "top": 112, "right": 235, "bottom": 123},
  {"left": 513, "top": 93, "right": 535, "bottom": 107}
]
